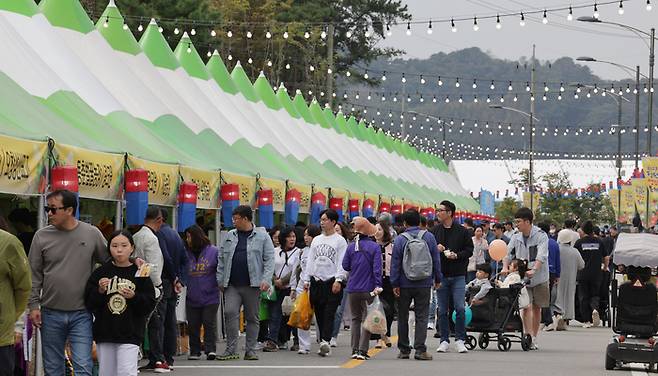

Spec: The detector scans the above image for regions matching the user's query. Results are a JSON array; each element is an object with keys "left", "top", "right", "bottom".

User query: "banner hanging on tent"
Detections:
[
  {"left": 180, "top": 166, "right": 220, "bottom": 209},
  {"left": 287, "top": 181, "right": 312, "bottom": 214},
  {"left": 330, "top": 188, "right": 349, "bottom": 213},
  {"left": 54, "top": 143, "right": 123, "bottom": 200},
  {"left": 620, "top": 185, "right": 636, "bottom": 223},
  {"left": 127, "top": 156, "right": 179, "bottom": 206},
  {"left": 258, "top": 177, "right": 286, "bottom": 212},
  {"left": 221, "top": 172, "right": 257, "bottom": 206},
  {"left": 631, "top": 178, "right": 648, "bottom": 220},
  {"left": 0, "top": 134, "right": 47, "bottom": 195},
  {"left": 643, "top": 157, "right": 658, "bottom": 192},
  {"left": 609, "top": 189, "right": 620, "bottom": 221}
]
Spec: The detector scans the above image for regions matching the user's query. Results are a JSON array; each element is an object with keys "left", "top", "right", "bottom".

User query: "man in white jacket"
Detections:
[{"left": 133, "top": 207, "right": 168, "bottom": 373}]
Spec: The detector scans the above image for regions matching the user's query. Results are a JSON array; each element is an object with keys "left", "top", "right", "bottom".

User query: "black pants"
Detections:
[
  {"left": 398, "top": 287, "right": 431, "bottom": 354},
  {"left": 187, "top": 303, "right": 219, "bottom": 355},
  {"left": 380, "top": 277, "right": 396, "bottom": 337},
  {"left": 310, "top": 278, "right": 343, "bottom": 343},
  {"left": 0, "top": 345, "right": 14, "bottom": 376},
  {"left": 578, "top": 274, "right": 602, "bottom": 323},
  {"left": 149, "top": 280, "right": 175, "bottom": 364},
  {"left": 163, "top": 286, "right": 179, "bottom": 364}
]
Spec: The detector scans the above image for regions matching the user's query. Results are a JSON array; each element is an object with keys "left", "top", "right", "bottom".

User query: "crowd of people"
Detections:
[{"left": 0, "top": 188, "right": 628, "bottom": 375}]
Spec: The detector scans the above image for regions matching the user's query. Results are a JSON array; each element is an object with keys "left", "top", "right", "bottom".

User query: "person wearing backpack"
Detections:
[
  {"left": 390, "top": 209, "right": 441, "bottom": 361},
  {"left": 430, "top": 200, "right": 474, "bottom": 354}
]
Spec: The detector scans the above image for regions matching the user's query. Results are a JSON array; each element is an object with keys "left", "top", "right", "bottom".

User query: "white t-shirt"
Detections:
[
  {"left": 301, "top": 233, "right": 348, "bottom": 283},
  {"left": 273, "top": 247, "right": 300, "bottom": 289}
]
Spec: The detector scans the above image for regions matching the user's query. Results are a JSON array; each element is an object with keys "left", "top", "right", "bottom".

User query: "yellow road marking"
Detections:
[{"left": 341, "top": 336, "right": 399, "bottom": 369}]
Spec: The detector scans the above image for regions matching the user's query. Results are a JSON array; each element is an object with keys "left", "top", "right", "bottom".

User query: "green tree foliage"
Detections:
[{"left": 495, "top": 196, "right": 519, "bottom": 222}]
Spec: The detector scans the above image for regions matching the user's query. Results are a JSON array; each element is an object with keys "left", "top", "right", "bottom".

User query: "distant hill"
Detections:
[{"left": 341, "top": 47, "right": 657, "bottom": 159}]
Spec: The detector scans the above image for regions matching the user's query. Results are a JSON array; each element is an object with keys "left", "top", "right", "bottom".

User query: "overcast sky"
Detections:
[{"left": 378, "top": 0, "right": 656, "bottom": 81}]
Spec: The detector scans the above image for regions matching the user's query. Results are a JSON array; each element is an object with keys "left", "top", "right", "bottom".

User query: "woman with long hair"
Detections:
[
  {"left": 263, "top": 226, "right": 300, "bottom": 352},
  {"left": 183, "top": 225, "right": 220, "bottom": 360},
  {"left": 374, "top": 220, "right": 395, "bottom": 348},
  {"left": 469, "top": 226, "right": 488, "bottom": 283}
]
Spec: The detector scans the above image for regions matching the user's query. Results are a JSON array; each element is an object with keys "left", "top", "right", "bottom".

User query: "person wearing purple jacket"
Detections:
[
  {"left": 183, "top": 225, "right": 220, "bottom": 361},
  {"left": 390, "top": 209, "right": 442, "bottom": 361},
  {"left": 342, "top": 217, "right": 383, "bottom": 361}
]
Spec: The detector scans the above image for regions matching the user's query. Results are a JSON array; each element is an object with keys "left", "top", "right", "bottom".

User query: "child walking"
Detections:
[{"left": 85, "top": 230, "right": 156, "bottom": 376}]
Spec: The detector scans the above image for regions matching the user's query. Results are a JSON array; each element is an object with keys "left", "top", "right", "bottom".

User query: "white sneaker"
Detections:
[
  {"left": 298, "top": 349, "right": 310, "bottom": 354},
  {"left": 530, "top": 339, "right": 539, "bottom": 350},
  {"left": 330, "top": 337, "right": 338, "bottom": 347},
  {"left": 456, "top": 340, "right": 468, "bottom": 353},
  {"left": 427, "top": 322, "right": 435, "bottom": 330},
  {"left": 592, "top": 310, "right": 601, "bottom": 327},
  {"left": 436, "top": 341, "right": 450, "bottom": 353},
  {"left": 319, "top": 341, "right": 331, "bottom": 357},
  {"left": 254, "top": 342, "right": 264, "bottom": 351},
  {"left": 582, "top": 322, "right": 593, "bottom": 328}
]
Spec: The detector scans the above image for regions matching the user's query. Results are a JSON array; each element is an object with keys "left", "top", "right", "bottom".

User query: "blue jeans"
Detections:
[
  {"left": 332, "top": 292, "right": 349, "bottom": 338},
  {"left": 428, "top": 288, "right": 438, "bottom": 325},
  {"left": 267, "top": 288, "right": 290, "bottom": 343},
  {"left": 41, "top": 308, "right": 93, "bottom": 376},
  {"left": 437, "top": 276, "right": 466, "bottom": 342}
]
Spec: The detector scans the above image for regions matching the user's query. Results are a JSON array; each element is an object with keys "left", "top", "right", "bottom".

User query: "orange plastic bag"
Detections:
[{"left": 287, "top": 291, "right": 314, "bottom": 330}]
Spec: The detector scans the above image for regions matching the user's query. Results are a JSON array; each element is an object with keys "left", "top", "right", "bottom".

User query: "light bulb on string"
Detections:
[
  {"left": 451, "top": 19, "right": 457, "bottom": 32},
  {"left": 455, "top": 78, "right": 460, "bottom": 87},
  {"left": 401, "top": 74, "right": 406, "bottom": 83},
  {"left": 210, "top": 29, "right": 217, "bottom": 37},
  {"left": 567, "top": 6, "right": 573, "bottom": 20},
  {"left": 285, "top": 63, "right": 290, "bottom": 69},
  {"left": 321, "top": 29, "right": 327, "bottom": 39},
  {"left": 587, "top": 90, "right": 591, "bottom": 98},
  {"left": 474, "top": 95, "right": 479, "bottom": 103},
  {"left": 346, "top": 71, "right": 351, "bottom": 77},
  {"left": 496, "top": 14, "right": 502, "bottom": 29},
  {"left": 618, "top": 1, "right": 625, "bottom": 14},
  {"left": 191, "top": 28, "right": 196, "bottom": 36},
  {"left": 327, "top": 68, "right": 332, "bottom": 74},
  {"left": 304, "top": 31, "right": 310, "bottom": 39},
  {"left": 542, "top": 94, "right": 547, "bottom": 101},
  {"left": 381, "top": 72, "right": 387, "bottom": 81},
  {"left": 364, "top": 70, "right": 369, "bottom": 79},
  {"left": 438, "top": 77, "right": 443, "bottom": 86},
  {"left": 544, "top": 83, "right": 549, "bottom": 92},
  {"left": 490, "top": 80, "right": 495, "bottom": 90},
  {"left": 500, "top": 95, "right": 505, "bottom": 103},
  {"left": 158, "top": 26, "right": 163, "bottom": 33},
  {"left": 406, "top": 22, "right": 412, "bottom": 36},
  {"left": 520, "top": 12, "right": 526, "bottom": 26},
  {"left": 458, "top": 95, "right": 463, "bottom": 103},
  {"left": 283, "top": 31, "right": 289, "bottom": 39},
  {"left": 103, "top": 16, "right": 109, "bottom": 28},
  {"left": 648, "top": 0, "right": 653, "bottom": 11},
  {"left": 122, "top": 23, "right": 128, "bottom": 30},
  {"left": 445, "top": 96, "right": 450, "bottom": 103},
  {"left": 473, "top": 17, "right": 479, "bottom": 31},
  {"left": 138, "top": 23, "right": 143, "bottom": 32},
  {"left": 486, "top": 95, "right": 491, "bottom": 103},
  {"left": 227, "top": 52, "right": 233, "bottom": 61},
  {"left": 542, "top": 10, "right": 548, "bottom": 24},
  {"left": 386, "top": 24, "right": 392, "bottom": 36},
  {"left": 472, "top": 79, "right": 478, "bottom": 89},
  {"left": 267, "top": 60, "right": 272, "bottom": 67},
  {"left": 593, "top": 2, "right": 600, "bottom": 18},
  {"left": 227, "top": 30, "right": 233, "bottom": 38},
  {"left": 365, "top": 28, "right": 372, "bottom": 38},
  {"left": 420, "top": 75, "right": 426, "bottom": 84},
  {"left": 513, "top": 94, "right": 518, "bottom": 102},
  {"left": 247, "top": 57, "right": 253, "bottom": 64},
  {"left": 508, "top": 82, "right": 513, "bottom": 91},
  {"left": 246, "top": 31, "right": 253, "bottom": 38},
  {"left": 525, "top": 82, "right": 531, "bottom": 91},
  {"left": 207, "top": 50, "right": 212, "bottom": 57},
  {"left": 309, "top": 65, "right": 314, "bottom": 71},
  {"left": 427, "top": 20, "right": 433, "bottom": 34}
]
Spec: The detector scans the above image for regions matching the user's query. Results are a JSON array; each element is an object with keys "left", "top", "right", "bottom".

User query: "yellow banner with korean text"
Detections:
[
  {"left": 0, "top": 134, "right": 48, "bottom": 195},
  {"left": 609, "top": 189, "right": 620, "bottom": 221},
  {"left": 126, "top": 155, "right": 179, "bottom": 206},
  {"left": 643, "top": 157, "right": 658, "bottom": 192},
  {"left": 221, "top": 171, "right": 257, "bottom": 206},
  {"left": 620, "top": 184, "right": 636, "bottom": 223},
  {"left": 54, "top": 143, "right": 124, "bottom": 200},
  {"left": 287, "top": 181, "right": 312, "bottom": 214},
  {"left": 180, "top": 166, "right": 220, "bottom": 209},
  {"left": 257, "top": 177, "right": 286, "bottom": 212},
  {"left": 631, "top": 178, "right": 648, "bottom": 220}
]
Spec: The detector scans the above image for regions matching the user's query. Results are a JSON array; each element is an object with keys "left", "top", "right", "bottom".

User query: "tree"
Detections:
[{"left": 495, "top": 197, "right": 519, "bottom": 222}]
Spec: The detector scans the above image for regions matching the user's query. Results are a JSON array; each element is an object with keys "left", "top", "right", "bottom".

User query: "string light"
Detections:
[
  {"left": 138, "top": 23, "right": 143, "bottom": 32},
  {"left": 594, "top": 2, "right": 600, "bottom": 18},
  {"left": 520, "top": 12, "right": 526, "bottom": 26},
  {"left": 508, "top": 82, "right": 513, "bottom": 91},
  {"left": 427, "top": 20, "right": 433, "bottom": 34},
  {"left": 406, "top": 22, "right": 412, "bottom": 36},
  {"left": 648, "top": 0, "right": 653, "bottom": 11},
  {"left": 304, "top": 31, "right": 310, "bottom": 39},
  {"left": 451, "top": 19, "right": 457, "bottom": 33},
  {"left": 190, "top": 28, "right": 196, "bottom": 36},
  {"left": 320, "top": 30, "right": 327, "bottom": 39},
  {"left": 386, "top": 24, "right": 392, "bottom": 36},
  {"left": 542, "top": 9, "right": 548, "bottom": 24},
  {"left": 401, "top": 73, "right": 406, "bottom": 83},
  {"left": 103, "top": 16, "right": 109, "bottom": 28},
  {"left": 567, "top": 6, "right": 574, "bottom": 20},
  {"left": 438, "top": 77, "right": 443, "bottom": 86},
  {"left": 496, "top": 14, "right": 502, "bottom": 29},
  {"left": 473, "top": 17, "right": 479, "bottom": 31},
  {"left": 472, "top": 79, "right": 478, "bottom": 89},
  {"left": 210, "top": 29, "right": 216, "bottom": 37},
  {"left": 490, "top": 80, "right": 495, "bottom": 90},
  {"left": 122, "top": 23, "right": 128, "bottom": 30},
  {"left": 618, "top": 0, "right": 625, "bottom": 14},
  {"left": 420, "top": 75, "right": 426, "bottom": 84},
  {"left": 227, "top": 30, "right": 233, "bottom": 38},
  {"left": 455, "top": 78, "right": 460, "bottom": 87}
]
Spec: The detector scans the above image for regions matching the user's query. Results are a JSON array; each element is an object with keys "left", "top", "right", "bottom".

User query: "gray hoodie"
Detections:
[{"left": 506, "top": 225, "right": 549, "bottom": 287}]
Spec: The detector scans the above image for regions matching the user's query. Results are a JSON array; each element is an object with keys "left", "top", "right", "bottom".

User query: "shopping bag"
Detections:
[
  {"left": 518, "top": 287, "right": 531, "bottom": 309},
  {"left": 260, "top": 285, "right": 278, "bottom": 301},
  {"left": 259, "top": 299, "right": 270, "bottom": 320},
  {"left": 287, "top": 291, "right": 314, "bottom": 330},
  {"left": 281, "top": 296, "right": 294, "bottom": 316},
  {"left": 363, "top": 296, "right": 387, "bottom": 335}
]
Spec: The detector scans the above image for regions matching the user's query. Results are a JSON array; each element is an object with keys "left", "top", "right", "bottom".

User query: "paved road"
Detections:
[{"left": 155, "top": 323, "right": 652, "bottom": 376}]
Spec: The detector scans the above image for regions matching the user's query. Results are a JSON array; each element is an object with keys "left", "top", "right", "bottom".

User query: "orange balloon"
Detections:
[{"left": 488, "top": 239, "right": 508, "bottom": 262}]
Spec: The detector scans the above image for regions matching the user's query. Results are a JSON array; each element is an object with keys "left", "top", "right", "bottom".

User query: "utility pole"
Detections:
[
  {"left": 648, "top": 28, "right": 655, "bottom": 157},
  {"left": 636, "top": 65, "right": 641, "bottom": 168},
  {"left": 401, "top": 82, "right": 406, "bottom": 138},
  {"left": 529, "top": 45, "right": 536, "bottom": 214},
  {"left": 326, "top": 24, "right": 334, "bottom": 107}
]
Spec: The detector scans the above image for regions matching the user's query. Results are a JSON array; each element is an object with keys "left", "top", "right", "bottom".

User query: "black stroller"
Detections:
[
  {"left": 605, "top": 233, "right": 658, "bottom": 371},
  {"left": 464, "top": 283, "right": 532, "bottom": 351}
]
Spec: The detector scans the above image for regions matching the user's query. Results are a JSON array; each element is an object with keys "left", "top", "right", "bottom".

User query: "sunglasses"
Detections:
[{"left": 44, "top": 206, "right": 68, "bottom": 214}]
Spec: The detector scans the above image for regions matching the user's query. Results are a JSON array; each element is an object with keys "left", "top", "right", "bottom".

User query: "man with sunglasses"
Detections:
[{"left": 28, "top": 190, "right": 108, "bottom": 376}]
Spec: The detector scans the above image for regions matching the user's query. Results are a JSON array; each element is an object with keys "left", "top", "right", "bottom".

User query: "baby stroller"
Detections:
[
  {"left": 464, "top": 283, "right": 532, "bottom": 351},
  {"left": 605, "top": 233, "right": 658, "bottom": 371}
]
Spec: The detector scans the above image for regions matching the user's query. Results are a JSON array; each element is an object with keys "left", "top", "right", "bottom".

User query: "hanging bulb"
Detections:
[
  {"left": 544, "top": 83, "right": 549, "bottom": 92},
  {"left": 427, "top": 20, "right": 433, "bottom": 34},
  {"left": 490, "top": 80, "right": 495, "bottom": 90},
  {"left": 445, "top": 96, "right": 450, "bottom": 103},
  {"left": 207, "top": 50, "right": 212, "bottom": 57},
  {"left": 558, "top": 94, "right": 562, "bottom": 100},
  {"left": 496, "top": 14, "right": 502, "bottom": 29},
  {"left": 283, "top": 31, "right": 289, "bottom": 39},
  {"left": 285, "top": 63, "right": 290, "bottom": 69},
  {"left": 438, "top": 76, "right": 443, "bottom": 86},
  {"left": 186, "top": 46, "right": 192, "bottom": 53},
  {"left": 647, "top": 0, "right": 653, "bottom": 11},
  {"left": 455, "top": 78, "right": 460, "bottom": 87},
  {"left": 327, "top": 68, "right": 332, "bottom": 74},
  {"left": 174, "top": 27, "right": 180, "bottom": 35},
  {"left": 246, "top": 31, "right": 253, "bottom": 39},
  {"left": 473, "top": 79, "right": 478, "bottom": 89},
  {"left": 138, "top": 23, "right": 144, "bottom": 32},
  {"left": 542, "top": 10, "right": 548, "bottom": 24},
  {"left": 406, "top": 22, "right": 412, "bottom": 36},
  {"left": 364, "top": 71, "right": 369, "bottom": 79},
  {"left": 587, "top": 90, "right": 591, "bottom": 98},
  {"left": 542, "top": 95, "right": 547, "bottom": 101},
  {"left": 386, "top": 24, "right": 392, "bottom": 36},
  {"left": 520, "top": 12, "right": 526, "bottom": 26},
  {"left": 618, "top": 1, "right": 625, "bottom": 14},
  {"left": 227, "top": 30, "right": 233, "bottom": 38},
  {"left": 267, "top": 60, "right": 273, "bottom": 67},
  {"left": 508, "top": 82, "right": 513, "bottom": 91},
  {"left": 122, "top": 23, "right": 128, "bottom": 30},
  {"left": 247, "top": 57, "right": 253, "bottom": 64},
  {"left": 451, "top": 19, "right": 457, "bottom": 33},
  {"left": 473, "top": 17, "right": 479, "bottom": 31},
  {"left": 321, "top": 30, "right": 327, "bottom": 39},
  {"left": 500, "top": 95, "right": 505, "bottom": 103},
  {"left": 103, "top": 16, "right": 109, "bottom": 28},
  {"left": 382, "top": 72, "right": 387, "bottom": 81},
  {"left": 309, "top": 65, "right": 314, "bottom": 71},
  {"left": 486, "top": 95, "right": 491, "bottom": 103},
  {"left": 304, "top": 31, "right": 310, "bottom": 39},
  {"left": 227, "top": 53, "right": 233, "bottom": 61},
  {"left": 191, "top": 28, "right": 196, "bottom": 36},
  {"left": 345, "top": 71, "right": 351, "bottom": 77},
  {"left": 158, "top": 26, "right": 163, "bottom": 33},
  {"left": 401, "top": 74, "right": 406, "bottom": 83},
  {"left": 525, "top": 82, "right": 531, "bottom": 91},
  {"left": 420, "top": 75, "right": 426, "bottom": 84},
  {"left": 458, "top": 96, "right": 463, "bottom": 103},
  {"left": 474, "top": 95, "right": 479, "bottom": 103},
  {"left": 594, "top": 2, "right": 600, "bottom": 18},
  {"left": 365, "top": 28, "right": 372, "bottom": 37},
  {"left": 567, "top": 6, "right": 573, "bottom": 20}
]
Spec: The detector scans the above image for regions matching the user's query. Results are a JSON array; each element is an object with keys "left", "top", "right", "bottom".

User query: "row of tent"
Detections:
[{"left": 0, "top": 0, "right": 479, "bottom": 212}]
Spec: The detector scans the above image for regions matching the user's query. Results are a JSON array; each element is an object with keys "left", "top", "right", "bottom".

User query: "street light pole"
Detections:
[
  {"left": 649, "top": 28, "right": 655, "bottom": 156},
  {"left": 637, "top": 65, "right": 642, "bottom": 167},
  {"left": 529, "top": 45, "right": 536, "bottom": 214}
]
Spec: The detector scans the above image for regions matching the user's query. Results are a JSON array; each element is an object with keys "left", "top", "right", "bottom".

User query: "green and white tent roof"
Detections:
[{"left": 0, "top": 0, "right": 479, "bottom": 210}]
